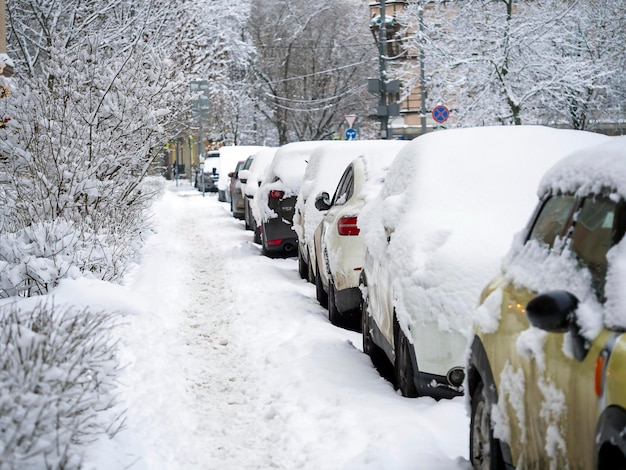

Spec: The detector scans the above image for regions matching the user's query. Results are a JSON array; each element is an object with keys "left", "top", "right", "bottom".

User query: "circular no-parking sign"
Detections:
[{"left": 432, "top": 105, "right": 450, "bottom": 124}]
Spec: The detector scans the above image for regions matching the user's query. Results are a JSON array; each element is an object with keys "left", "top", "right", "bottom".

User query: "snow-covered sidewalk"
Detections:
[{"left": 83, "top": 183, "right": 470, "bottom": 469}]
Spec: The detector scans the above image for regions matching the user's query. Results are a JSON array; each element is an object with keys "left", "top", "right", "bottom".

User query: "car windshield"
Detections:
[
  {"left": 571, "top": 196, "right": 621, "bottom": 300},
  {"left": 528, "top": 195, "right": 576, "bottom": 248}
]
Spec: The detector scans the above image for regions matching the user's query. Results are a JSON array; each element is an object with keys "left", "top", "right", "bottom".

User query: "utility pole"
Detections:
[
  {"left": 0, "top": 0, "right": 6, "bottom": 54},
  {"left": 367, "top": 0, "right": 399, "bottom": 138},
  {"left": 418, "top": 1, "right": 427, "bottom": 135},
  {"left": 378, "top": 0, "right": 389, "bottom": 139},
  {"left": 0, "top": 0, "right": 13, "bottom": 79},
  {"left": 190, "top": 80, "right": 210, "bottom": 195}
]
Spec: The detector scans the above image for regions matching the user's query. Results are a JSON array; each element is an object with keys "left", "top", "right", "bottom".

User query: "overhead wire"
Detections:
[{"left": 261, "top": 57, "right": 377, "bottom": 86}]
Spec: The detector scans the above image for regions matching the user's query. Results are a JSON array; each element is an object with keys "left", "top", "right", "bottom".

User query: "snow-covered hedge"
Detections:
[
  {"left": 0, "top": 176, "right": 164, "bottom": 298},
  {"left": 0, "top": 300, "right": 122, "bottom": 468}
]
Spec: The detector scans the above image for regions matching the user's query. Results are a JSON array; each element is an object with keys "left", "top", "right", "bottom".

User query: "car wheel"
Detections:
[
  {"left": 315, "top": 262, "right": 328, "bottom": 309},
  {"left": 307, "top": 249, "right": 315, "bottom": 283},
  {"left": 254, "top": 225, "right": 261, "bottom": 245},
  {"left": 598, "top": 444, "right": 626, "bottom": 470},
  {"left": 394, "top": 323, "right": 418, "bottom": 398},
  {"left": 298, "top": 249, "right": 308, "bottom": 280},
  {"left": 361, "top": 289, "right": 374, "bottom": 356},
  {"left": 328, "top": 281, "right": 342, "bottom": 327},
  {"left": 361, "top": 284, "right": 395, "bottom": 383},
  {"left": 470, "top": 382, "right": 503, "bottom": 470}
]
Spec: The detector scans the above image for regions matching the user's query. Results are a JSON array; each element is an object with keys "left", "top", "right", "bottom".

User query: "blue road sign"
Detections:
[
  {"left": 345, "top": 128, "right": 357, "bottom": 140},
  {"left": 432, "top": 105, "right": 450, "bottom": 124}
]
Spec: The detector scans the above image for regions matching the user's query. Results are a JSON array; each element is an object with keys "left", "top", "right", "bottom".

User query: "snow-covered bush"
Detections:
[
  {"left": 0, "top": 0, "right": 180, "bottom": 297},
  {"left": 0, "top": 299, "right": 121, "bottom": 468}
]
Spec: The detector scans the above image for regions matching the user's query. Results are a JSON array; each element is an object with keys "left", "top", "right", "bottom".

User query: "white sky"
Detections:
[{"left": 53, "top": 183, "right": 470, "bottom": 469}]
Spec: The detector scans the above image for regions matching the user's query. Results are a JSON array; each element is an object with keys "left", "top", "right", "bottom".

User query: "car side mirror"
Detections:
[
  {"left": 526, "top": 290, "right": 588, "bottom": 361},
  {"left": 315, "top": 192, "right": 331, "bottom": 211},
  {"left": 239, "top": 169, "right": 250, "bottom": 184},
  {"left": 228, "top": 171, "right": 234, "bottom": 178}
]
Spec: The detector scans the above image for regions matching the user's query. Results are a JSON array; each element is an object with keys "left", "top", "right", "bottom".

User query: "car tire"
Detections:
[
  {"left": 394, "top": 323, "right": 418, "bottom": 398},
  {"left": 298, "top": 249, "right": 308, "bottom": 280},
  {"left": 328, "top": 281, "right": 342, "bottom": 327},
  {"left": 361, "top": 285, "right": 394, "bottom": 382},
  {"left": 470, "top": 382, "right": 504, "bottom": 470},
  {"left": 315, "top": 262, "right": 328, "bottom": 309},
  {"left": 307, "top": 249, "right": 315, "bottom": 283},
  {"left": 361, "top": 289, "right": 375, "bottom": 357}
]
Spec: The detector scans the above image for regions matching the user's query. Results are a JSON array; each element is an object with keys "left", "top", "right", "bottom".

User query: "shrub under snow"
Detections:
[{"left": 0, "top": 299, "right": 122, "bottom": 469}]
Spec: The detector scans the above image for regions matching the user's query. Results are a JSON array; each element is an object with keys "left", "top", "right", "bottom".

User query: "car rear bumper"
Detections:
[
  {"left": 414, "top": 371, "right": 463, "bottom": 400},
  {"left": 262, "top": 218, "right": 298, "bottom": 256},
  {"left": 263, "top": 236, "right": 298, "bottom": 256},
  {"left": 334, "top": 286, "right": 361, "bottom": 313}
]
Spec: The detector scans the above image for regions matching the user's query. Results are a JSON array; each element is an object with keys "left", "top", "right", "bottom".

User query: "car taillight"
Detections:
[
  {"left": 267, "top": 238, "right": 283, "bottom": 246},
  {"left": 269, "top": 190, "right": 285, "bottom": 199},
  {"left": 338, "top": 216, "right": 360, "bottom": 236}
]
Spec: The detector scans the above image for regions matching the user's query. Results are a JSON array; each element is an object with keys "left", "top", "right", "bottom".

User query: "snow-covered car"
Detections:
[
  {"left": 293, "top": 140, "right": 404, "bottom": 285},
  {"left": 254, "top": 141, "right": 337, "bottom": 257},
  {"left": 217, "top": 145, "right": 267, "bottom": 202},
  {"left": 242, "top": 147, "right": 278, "bottom": 242},
  {"left": 358, "top": 126, "right": 609, "bottom": 400},
  {"left": 228, "top": 160, "right": 246, "bottom": 219},
  {"left": 310, "top": 141, "right": 407, "bottom": 329},
  {"left": 468, "top": 136, "right": 626, "bottom": 469},
  {"left": 231, "top": 155, "right": 255, "bottom": 220},
  {"left": 196, "top": 150, "right": 220, "bottom": 193}
]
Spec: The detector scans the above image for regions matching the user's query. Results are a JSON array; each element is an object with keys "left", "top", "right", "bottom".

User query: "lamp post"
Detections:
[{"left": 378, "top": 0, "right": 389, "bottom": 139}]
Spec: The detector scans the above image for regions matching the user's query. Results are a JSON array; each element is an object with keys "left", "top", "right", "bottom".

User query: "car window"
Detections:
[
  {"left": 528, "top": 195, "right": 576, "bottom": 248},
  {"left": 571, "top": 196, "right": 619, "bottom": 299},
  {"left": 332, "top": 166, "right": 354, "bottom": 206}
]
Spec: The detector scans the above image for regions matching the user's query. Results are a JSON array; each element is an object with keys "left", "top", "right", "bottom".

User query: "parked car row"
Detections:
[{"left": 211, "top": 128, "right": 626, "bottom": 469}]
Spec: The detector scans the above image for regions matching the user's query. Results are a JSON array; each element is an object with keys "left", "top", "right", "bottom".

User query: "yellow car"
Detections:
[{"left": 468, "top": 136, "right": 626, "bottom": 469}]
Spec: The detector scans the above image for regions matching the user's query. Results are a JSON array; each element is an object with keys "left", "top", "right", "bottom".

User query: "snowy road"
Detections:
[{"left": 87, "top": 183, "right": 470, "bottom": 469}]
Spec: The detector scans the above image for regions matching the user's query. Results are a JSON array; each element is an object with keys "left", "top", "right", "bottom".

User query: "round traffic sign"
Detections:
[
  {"left": 432, "top": 105, "right": 450, "bottom": 124},
  {"left": 345, "top": 128, "right": 357, "bottom": 140}
]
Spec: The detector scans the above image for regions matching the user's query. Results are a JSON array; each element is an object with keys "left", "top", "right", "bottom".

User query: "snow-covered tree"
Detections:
[
  {"left": 540, "top": 0, "right": 626, "bottom": 130},
  {"left": 173, "top": 0, "right": 268, "bottom": 146},
  {"left": 248, "top": 0, "right": 377, "bottom": 144},
  {"left": 400, "top": 0, "right": 626, "bottom": 129},
  {"left": 0, "top": 0, "right": 186, "bottom": 297}
]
